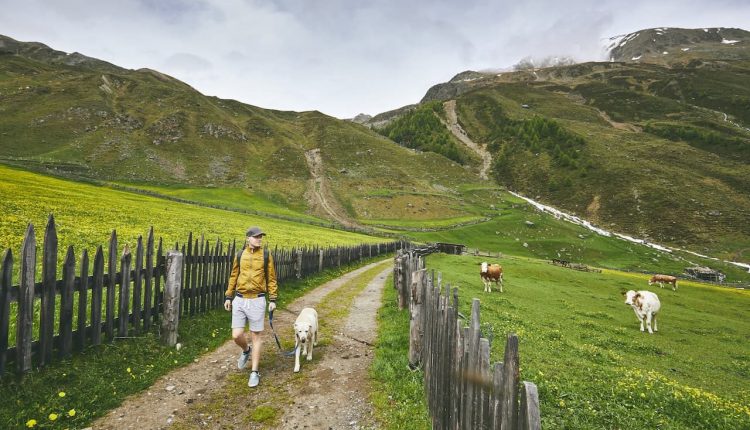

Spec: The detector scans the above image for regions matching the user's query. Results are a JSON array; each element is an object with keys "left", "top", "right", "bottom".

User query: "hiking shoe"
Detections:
[
  {"left": 248, "top": 371, "right": 260, "bottom": 388},
  {"left": 237, "top": 348, "right": 251, "bottom": 370}
]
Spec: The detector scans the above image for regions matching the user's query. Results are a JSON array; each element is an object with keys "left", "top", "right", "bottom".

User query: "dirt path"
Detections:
[
  {"left": 303, "top": 148, "right": 360, "bottom": 229},
  {"left": 596, "top": 109, "right": 642, "bottom": 132},
  {"left": 442, "top": 100, "right": 492, "bottom": 180},
  {"left": 90, "top": 260, "right": 392, "bottom": 430}
]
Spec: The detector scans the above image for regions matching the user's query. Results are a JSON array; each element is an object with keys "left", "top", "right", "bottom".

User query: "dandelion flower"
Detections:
[
  {"left": 68, "top": 409, "right": 76, "bottom": 417},
  {"left": 49, "top": 413, "right": 58, "bottom": 421},
  {"left": 127, "top": 367, "right": 132, "bottom": 373},
  {"left": 58, "top": 391, "right": 66, "bottom": 398},
  {"left": 25, "top": 419, "right": 37, "bottom": 428}
]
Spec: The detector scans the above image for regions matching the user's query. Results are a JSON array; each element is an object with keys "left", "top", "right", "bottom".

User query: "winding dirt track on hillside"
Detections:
[
  {"left": 303, "top": 148, "right": 361, "bottom": 229},
  {"left": 596, "top": 109, "right": 642, "bottom": 132},
  {"left": 442, "top": 100, "right": 492, "bottom": 180},
  {"left": 90, "top": 260, "right": 392, "bottom": 430}
]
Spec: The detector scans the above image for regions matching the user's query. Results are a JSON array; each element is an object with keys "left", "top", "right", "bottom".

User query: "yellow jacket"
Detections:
[{"left": 225, "top": 246, "right": 278, "bottom": 301}]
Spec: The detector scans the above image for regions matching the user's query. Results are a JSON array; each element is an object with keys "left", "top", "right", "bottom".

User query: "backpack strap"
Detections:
[{"left": 264, "top": 247, "right": 269, "bottom": 293}]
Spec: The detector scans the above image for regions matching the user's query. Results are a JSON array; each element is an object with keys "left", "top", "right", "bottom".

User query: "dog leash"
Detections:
[{"left": 268, "top": 309, "right": 297, "bottom": 357}]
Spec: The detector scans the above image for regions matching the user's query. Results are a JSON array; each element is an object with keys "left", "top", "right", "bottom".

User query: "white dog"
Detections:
[{"left": 293, "top": 307, "right": 318, "bottom": 373}]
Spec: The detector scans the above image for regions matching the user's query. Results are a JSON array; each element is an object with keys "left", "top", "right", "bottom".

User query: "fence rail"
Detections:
[
  {"left": 0, "top": 214, "right": 403, "bottom": 374},
  {"left": 394, "top": 249, "right": 541, "bottom": 430}
]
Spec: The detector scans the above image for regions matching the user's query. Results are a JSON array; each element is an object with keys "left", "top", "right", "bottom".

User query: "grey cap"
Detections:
[{"left": 246, "top": 226, "right": 266, "bottom": 237}]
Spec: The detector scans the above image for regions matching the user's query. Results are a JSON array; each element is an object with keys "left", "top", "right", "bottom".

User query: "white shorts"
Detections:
[{"left": 231, "top": 296, "right": 266, "bottom": 332}]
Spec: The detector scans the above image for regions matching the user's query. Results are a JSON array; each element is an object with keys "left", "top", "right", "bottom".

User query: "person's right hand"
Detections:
[{"left": 224, "top": 298, "right": 232, "bottom": 311}]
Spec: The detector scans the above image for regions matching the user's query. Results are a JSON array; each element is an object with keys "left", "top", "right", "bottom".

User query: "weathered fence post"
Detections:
[
  {"left": 408, "top": 269, "right": 426, "bottom": 367},
  {"left": 17, "top": 224, "right": 35, "bottom": 373},
  {"left": 296, "top": 248, "right": 303, "bottom": 279},
  {"left": 40, "top": 215, "right": 57, "bottom": 366},
  {"left": 59, "top": 246, "right": 75, "bottom": 358},
  {"left": 161, "top": 251, "right": 183, "bottom": 346},
  {"left": 106, "top": 230, "right": 117, "bottom": 341},
  {"left": 519, "top": 381, "right": 541, "bottom": 430},
  {"left": 118, "top": 245, "right": 132, "bottom": 337},
  {"left": 0, "top": 250, "right": 12, "bottom": 374},
  {"left": 500, "top": 334, "right": 520, "bottom": 429},
  {"left": 319, "top": 248, "right": 324, "bottom": 273}
]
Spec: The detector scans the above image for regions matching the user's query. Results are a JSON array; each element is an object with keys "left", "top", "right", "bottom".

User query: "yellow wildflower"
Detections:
[
  {"left": 49, "top": 413, "right": 58, "bottom": 421},
  {"left": 58, "top": 391, "right": 66, "bottom": 398},
  {"left": 68, "top": 409, "right": 76, "bottom": 417},
  {"left": 25, "top": 419, "right": 37, "bottom": 428}
]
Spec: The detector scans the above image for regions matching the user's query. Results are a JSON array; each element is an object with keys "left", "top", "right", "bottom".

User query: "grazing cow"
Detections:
[
  {"left": 649, "top": 274, "right": 678, "bottom": 291},
  {"left": 624, "top": 290, "right": 661, "bottom": 334},
  {"left": 480, "top": 262, "right": 504, "bottom": 293}
]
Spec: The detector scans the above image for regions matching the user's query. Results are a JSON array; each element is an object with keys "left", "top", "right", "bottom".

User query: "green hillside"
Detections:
[
  {"left": 3, "top": 29, "right": 750, "bottom": 262},
  {"left": 369, "top": 27, "right": 750, "bottom": 260},
  {"left": 0, "top": 34, "right": 486, "bottom": 228}
]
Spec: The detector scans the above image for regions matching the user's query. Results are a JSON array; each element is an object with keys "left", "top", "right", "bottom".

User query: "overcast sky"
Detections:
[{"left": 1, "top": 0, "right": 748, "bottom": 119}]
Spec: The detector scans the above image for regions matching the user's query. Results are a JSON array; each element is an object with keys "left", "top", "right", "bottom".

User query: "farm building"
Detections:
[
  {"left": 435, "top": 242, "right": 466, "bottom": 255},
  {"left": 685, "top": 266, "right": 726, "bottom": 283}
]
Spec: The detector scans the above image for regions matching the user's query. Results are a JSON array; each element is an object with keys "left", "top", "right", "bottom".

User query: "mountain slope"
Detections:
[
  {"left": 0, "top": 34, "right": 487, "bottom": 227},
  {"left": 367, "top": 27, "right": 750, "bottom": 259}
]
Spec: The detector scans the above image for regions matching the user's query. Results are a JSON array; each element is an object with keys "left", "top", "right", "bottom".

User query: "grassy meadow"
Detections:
[
  {"left": 409, "top": 193, "right": 750, "bottom": 284},
  {"left": 109, "top": 181, "right": 325, "bottom": 223},
  {"left": 0, "top": 164, "right": 383, "bottom": 262},
  {"left": 412, "top": 252, "right": 750, "bottom": 429}
]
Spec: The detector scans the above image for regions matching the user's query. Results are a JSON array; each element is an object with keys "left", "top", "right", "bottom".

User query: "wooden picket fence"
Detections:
[
  {"left": 393, "top": 249, "right": 541, "bottom": 430},
  {"left": 0, "top": 214, "right": 403, "bottom": 375}
]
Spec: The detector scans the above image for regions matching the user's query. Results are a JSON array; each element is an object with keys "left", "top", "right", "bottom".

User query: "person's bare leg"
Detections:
[
  {"left": 232, "top": 328, "right": 249, "bottom": 351},
  {"left": 250, "top": 331, "right": 263, "bottom": 371}
]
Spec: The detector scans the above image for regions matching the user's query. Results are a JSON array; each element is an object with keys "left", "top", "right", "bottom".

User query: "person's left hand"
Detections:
[{"left": 268, "top": 302, "right": 276, "bottom": 312}]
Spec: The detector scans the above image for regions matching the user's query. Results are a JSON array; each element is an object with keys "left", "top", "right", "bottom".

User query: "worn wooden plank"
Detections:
[
  {"left": 408, "top": 269, "right": 425, "bottom": 368},
  {"left": 200, "top": 239, "right": 209, "bottom": 313},
  {"left": 154, "top": 239, "right": 163, "bottom": 324},
  {"left": 77, "top": 249, "right": 89, "bottom": 350},
  {"left": 132, "top": 236, "right": 143, "bottom": 334},
  {"left": 196, "top": 236, "right": 203, "bottom": 313},
  {"left": 190, "top": 238, "right": 199, "bottom": 316},
  {"left": 106, "top": 230, "right": 117, "bottom": 341},
  {"left": 183, "top": 232, "right": 192, "bottom": 317},
  {"left": 17, "top": 224, "right": 36, "bottom": 373},
  {"left": 500, "top": 334, "right": 520, "bottom": 430},
  {"left": 479, "top": 338, "right": 490, "bottom": 430},
  {"left": 491, "top": 362, "right": 504, "bottom": 429},
  {"left": 519, "top": 382, "right": 541, "bottom": 430},
  {"left": 443, "top": 290, "right": 456, "bottom": 430},
  {"left": 161, "top": 251, "right": 183, "bottom": 346},
  {"left": 144, "top": 228, "right": 154, "bottom": 331},
  {"left": 439, "top": 290, "right": 449, "bottom": 429},
  {"left": 465, "top": 299, "right": 481, "bottom": 430},
  {"left": 0, "top": 250, "right": 12, "bottom": 374},
  {"left": 212, "top": 239, "right": 221, "bottom": 309},
  {"left": 40, "top": 214, "right": 58, "bottom": 366},
  {"left": 451, "top": 317, "right": 463, "bottom": 430},
  {"left": 59, "top": 246, "right": 75, "bottom": 358},
  {"left": 118, "top": 245, "right": 132, "bottom": 337},
  {"left": 460, "top": 326, "right": 470, "bottom": 430},
  {"left": 91, "top": 246, "right": 104, "bottom": 346}
]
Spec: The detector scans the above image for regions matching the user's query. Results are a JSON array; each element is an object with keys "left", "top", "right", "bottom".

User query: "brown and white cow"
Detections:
[
  {"left": 624, "top": 290, "right": 661, "bottom": 334},
  {"left": 480, "top": 262, "right": 503, "bottom": 293},
  {"left": 649, "top": 274, "right": 678, "bottom": 291}
]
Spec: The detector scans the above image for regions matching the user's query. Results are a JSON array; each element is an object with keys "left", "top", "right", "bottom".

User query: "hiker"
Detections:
[{"left": 224, "top": 226, "right": 278, "bottom": 388}]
